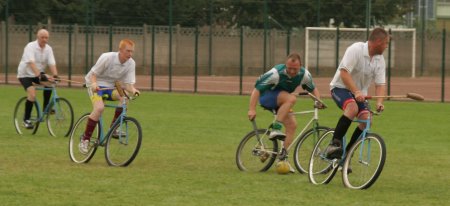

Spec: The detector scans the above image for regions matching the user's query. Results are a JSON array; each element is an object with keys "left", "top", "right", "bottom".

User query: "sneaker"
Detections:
[
  {"left": 325, "top": 139, "right": 343, "bottom": 159},
  {"left": 79, "top": 139, "right": 90, "bottom": 154},
  {"left": 111, "top": 130, "right": 126, "bottom": 139},
  {"left": 23, "top": 120, "right": 34, "bottom": 129},
  {"left": 269, "top": 129, "right": 286, "bottom": 141},
  {"left": 325, "top": 144, "right": 343, "bottom": 159},
  {"left": 278, "top": 148, "right": 288, "bottom": 160}
]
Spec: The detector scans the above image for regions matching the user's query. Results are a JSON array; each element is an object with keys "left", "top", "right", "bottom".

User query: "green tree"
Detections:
[{"left": 1, "top": 0, "right": 416, "bottom": 28}]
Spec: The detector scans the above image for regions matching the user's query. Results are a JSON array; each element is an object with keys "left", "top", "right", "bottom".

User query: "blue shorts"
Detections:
[
  {"left": 259, "top": 90, "right": 281, "bottom": 110},
  {"left": 331, "top": 88, "right": 370, "bottom": 113},
  {"left": 88, "top": 86, "right": 116, "bottom": 102},
  {"left": 96, "top": 86, "right": 115, "bottom": 101}
]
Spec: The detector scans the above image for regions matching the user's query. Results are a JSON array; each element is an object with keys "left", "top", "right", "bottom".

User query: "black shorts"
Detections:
[{"left": 18, "top": 77, "right": 40, "bottom": 90}]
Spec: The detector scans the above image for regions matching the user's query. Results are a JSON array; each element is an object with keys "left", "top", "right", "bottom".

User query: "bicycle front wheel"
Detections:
[
  {"left": 68, "top": 113, "right": 100, "bottom": 163},
  {"left": 105, "top": 117, "right": 142, "bottom": 167},
  {"left": 293, "top": 126, "right": 330, "bottom": 174},
  {"left": 235, "top": 129, "right": 278, "bottom": 172},
  {"left": 47, "top": 97, "right": 74, "bottom": 137},
  {"left": 309, "top": 129, "right": 339, "bottom": 185},
  {"left": 13, "top": 97, "right": 41, "bottom": 135},
  {"left": 342, "top": 133, "right": 386, "bottom": 189}
]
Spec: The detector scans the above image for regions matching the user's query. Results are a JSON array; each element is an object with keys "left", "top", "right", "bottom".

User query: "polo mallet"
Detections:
[
  {"left": 366, "top": 93, "right": 424, "bottom": 101},
  {"left": 58, "top": 78, "right": 85, "bottom": 85},
  {"left": 298, "top": 92, "right": 327, "bottom": 108},
  {"left": 114, "top": 81, "right": 127, "bottom": 98}
]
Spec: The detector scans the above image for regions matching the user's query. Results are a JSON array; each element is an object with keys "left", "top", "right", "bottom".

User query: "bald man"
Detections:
[{"left": 17, "top": 28, "right": 59, "bottom": 129}]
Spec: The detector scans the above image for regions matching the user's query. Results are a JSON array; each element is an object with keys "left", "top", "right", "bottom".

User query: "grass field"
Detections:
[{"left": 0, "top": 85, "right": 449, "bottom": 205}]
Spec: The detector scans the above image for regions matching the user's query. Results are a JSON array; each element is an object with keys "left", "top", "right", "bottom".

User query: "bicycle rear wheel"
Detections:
[
  {"left": 105, "top": 117, "right": 142, "bottom": 166},
  {"left": 47, "top": 97, "right": 74, "bottom": 137},
  {"left": 68, "top": 113, "right": 100, "bottom": 163},
  {"left": 309, "top": 129, "right": 339, "bottom": 185},
  {"left": 342, "top": 133, "right": 386, "bottom": 189},
  {"left": 235, "top": 129, "right": 278, "bottom": 172},
  {"left": 13, "top": 97, "right": 40, "bottom": 135},
  {"left": 293, "top": 126, "right": 330, "bottom": 174}
]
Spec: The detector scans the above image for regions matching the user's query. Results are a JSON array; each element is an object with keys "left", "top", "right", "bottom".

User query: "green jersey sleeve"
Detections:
[
  {"left": 254, "top": 68, "right": 279, "bottom": 93},
  {"left": 300, "top": 68, "right": 315, "bottom": 92}
]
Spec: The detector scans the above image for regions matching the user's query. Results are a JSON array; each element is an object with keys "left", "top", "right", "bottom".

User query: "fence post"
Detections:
[
  {"left": 263, "top": 0, "right": 268, "bottom": 72},
  {"left": 0, "top": 21, "right": 3, "bottom": 77},
  {"left": 109, "top": 24, "right": 113, "bottom": 52},
  {"left": 5, "top": 0, "right": 9, "bottom": 84},
  {"left": 68, "top": 24, "right": 73, "bottom": 87},
  {"left": 194, "top": 25, "right": 199, "bottom": 93},
  {"left": 169, "top": 0, "right": 173, "bottom": 92},
  {"left": 387, "top": 29, "right": 392, "bottom": 96},
  {"left": 209, "top": 0, "right": 213, "bottom": 76},
  {"left": 239, "top": 26, "right": 244, "bottom": 95},
  {"left": 28, "top": 23, "right": 32, "bottom": 42},
  {"left": 151, "top": 25, "right": 155, "bottom": 91},
  {"left": 441, "top": 28, "right": 446, "bottom": 103},
  {"left": 335, "top": 26, "right": 340, "bottom": 69},
  {"left": 286, "top": 28, "right": 290, "bottom": 56}
]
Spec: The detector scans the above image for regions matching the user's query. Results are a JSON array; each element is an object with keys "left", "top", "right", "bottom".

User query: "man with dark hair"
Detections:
[{"left": 326, "top": 28, "right": 390, "bottom": 159}]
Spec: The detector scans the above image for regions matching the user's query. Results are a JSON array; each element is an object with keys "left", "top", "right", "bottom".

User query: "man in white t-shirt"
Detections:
[
  {"left": 326, "top": 28, "right": 389, "bottom": 160},
  {"left": 79, "top": 39, "right": 140, "bottom": 154},
  {"left": 17, "top": 29, "right": 59, "bottom": 129}
]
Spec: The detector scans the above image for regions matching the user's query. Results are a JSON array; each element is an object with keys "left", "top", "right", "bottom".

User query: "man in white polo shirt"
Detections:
[
  {"left": 79, "top": 39, "right": 140, "bottom": 154},
  {"left": 326, "top": 28, "right": 389, "bottom": 160},
  {"left": 17, "top": 28, "right": 59, "bottom": 129}
]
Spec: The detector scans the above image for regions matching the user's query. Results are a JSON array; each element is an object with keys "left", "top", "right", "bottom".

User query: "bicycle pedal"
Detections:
[{"left": 259, "top": 152, "right": 270, "bottom": 163}]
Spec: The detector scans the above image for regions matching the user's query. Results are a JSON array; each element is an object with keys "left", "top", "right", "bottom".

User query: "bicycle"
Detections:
[
  {"left": 236, "top": 92, "right": 329, "bottom": 173},
  {"left": 13, "top": 81, "right": 74, "bottom": 137},
  {"left": 68, "top": 83, "right": 142, "bottom": 166},
  {"left": 308, "top": 105, "right": 386, "bottom": 189}
]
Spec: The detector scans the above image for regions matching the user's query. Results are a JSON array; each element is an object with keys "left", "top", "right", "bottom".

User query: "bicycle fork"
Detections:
[{"left": 250, "top": 119, "right": 271, "bottom": 162}]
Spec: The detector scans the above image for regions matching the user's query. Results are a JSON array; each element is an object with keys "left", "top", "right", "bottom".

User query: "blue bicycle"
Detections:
[
  {"left": 68, "top": 85, "right": 142, "bottom": 166},
  {"left": 308, "top": 107, "right": 386, "bottom": 189},
  {"left": 13, "top": 81, "right": 74, "bottom": 137}
]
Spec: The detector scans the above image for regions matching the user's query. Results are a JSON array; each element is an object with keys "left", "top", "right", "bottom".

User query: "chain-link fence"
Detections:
[{"left": 1, "top": 0, "right": 449, "bottom": 101}]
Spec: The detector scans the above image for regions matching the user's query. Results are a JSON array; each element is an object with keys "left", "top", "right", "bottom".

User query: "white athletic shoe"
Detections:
[
  {"left": 79, "top": 139, "right": 90, "bottom": 154},
  {"left": 269, "top": 129, "right": 286, "bottom": 140}
]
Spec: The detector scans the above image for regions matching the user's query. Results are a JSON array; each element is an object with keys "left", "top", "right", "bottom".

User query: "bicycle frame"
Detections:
[
  {"left": 252, "top": 94, "right": 325, "bottom": 158},
  {"left": 354, "top": 113, "right": 374, "bottom": 164},
  {"left": 96, "top": 97, "right": 129, "bottom": 146},
  {"left": 34, "top": 85, "right": 59, "bottom": 121},
  {"left": 269, "top": 105, "right": 321, "bottom": 152},
  {"left": 327, "top": 112, "right": 375, "bottom": 167}
]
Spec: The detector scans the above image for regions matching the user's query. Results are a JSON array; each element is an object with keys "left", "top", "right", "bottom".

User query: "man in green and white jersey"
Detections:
[{"left": 248, "top": 53, "right": 323, "bottom": 172}]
